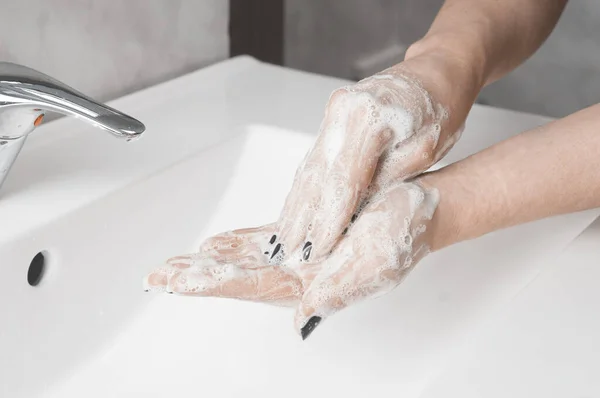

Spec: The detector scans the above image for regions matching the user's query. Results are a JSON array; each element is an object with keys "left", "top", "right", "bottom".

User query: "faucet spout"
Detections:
[{"left": 0, "top": 62, "right": 146, "bottom": 192}]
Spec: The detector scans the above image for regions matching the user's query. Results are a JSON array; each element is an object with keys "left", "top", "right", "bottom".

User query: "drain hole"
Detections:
[{"left": 27, "top": 252, "right": 47, "bottom": 286}]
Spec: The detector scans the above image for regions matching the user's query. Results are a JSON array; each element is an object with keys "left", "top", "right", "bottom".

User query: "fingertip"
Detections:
[
  {"left": 143, "top": 271, "right": 167, "bottom": 293},
  {"left": 295, "top": 298, "right": 325, "bottom": 340},
  {"left": 166, "top": 270, "right": 185, "bottom": 294},
  {"left": 166, "top": 255, "right": 191, "bottom": 265},
  {"left": 294, "top": 297, "right": 317, "bottom": 334},
  {"left": 301, "top": 316, "right": 322, "bottom": 340},
  {"left": 302, "top": 241, "right": 313, "bottom": 261}
]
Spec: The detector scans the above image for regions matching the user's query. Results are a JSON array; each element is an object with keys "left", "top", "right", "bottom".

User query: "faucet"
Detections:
[{"left": 0, "top": 62, "right": 145, "bottom": 193}]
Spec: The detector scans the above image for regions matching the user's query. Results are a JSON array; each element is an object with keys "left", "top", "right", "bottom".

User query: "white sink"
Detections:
[
  {"left": 1, "top": 57, "right": 598, "bottom": 397},
  {"left": 420, "top": 218, "right": 600, "bottom": 397}
]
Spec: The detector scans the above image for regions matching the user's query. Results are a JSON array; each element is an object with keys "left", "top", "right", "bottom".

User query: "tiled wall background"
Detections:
[
  {"left": 0, "top": 0, "right": 228, "bottom": 103},
  {"left": 285, "top": 0, "right": 600, "bottom": 118},
  {"left": 1, "top": 1, "right": 596, "bottom": 119}
]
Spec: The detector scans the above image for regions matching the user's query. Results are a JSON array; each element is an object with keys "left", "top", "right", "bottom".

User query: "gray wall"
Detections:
[
  {"left": 0, "top": 0, "right": 229, "bottom": 103},
  {"left": 480, "top": 0, "right": 600, "bottom": 118},
  {"left": 286, "top": 0, "right": 440, "bottom": 80},
  {"left": 2, "top": 1, "right": 596, "bottom": 119},
  {"left": 285, "top": 0, "right": 600, "bottom": 118}
]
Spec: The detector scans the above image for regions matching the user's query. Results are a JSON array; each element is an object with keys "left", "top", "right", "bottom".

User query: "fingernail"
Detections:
[
  {"left": 351, "top": 213, "right": 357, "bottom": 223},
  {"left": 270, "top": 243, "right": 282, "bottom": 259},
  {"left": 302, "top": 242, "right": 312, "bottom": 261},
  {"left": 342, "top": 227, "right": 348, "bottom": 235},
  {"left": 301, "top": 316, "right": 322, "bottom": 340},
  {"left": 269, "top": 235, "right": 277, "bottom": 244}
]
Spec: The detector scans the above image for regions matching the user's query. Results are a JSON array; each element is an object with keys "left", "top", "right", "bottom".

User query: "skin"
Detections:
[
  {"left": 272, "top": 0, "right": 568, "bottom": 264},
  {"left": 145, "top": 0, "right": 592, "bottom": 339},
  {"left": 145, "top": 105, "right": 600, "bottom": 338},
  {"left": 423, "top": 103, "right": 600, "bottom": 251},
  {"left": 145, "top": 181, "right": 440, "bottom": 336},
  {"left": 407, "top": 0, "right": 568, "bottom": 86},
  {"left": 273, "top": 57, "right": 475, "bottom": 264}
]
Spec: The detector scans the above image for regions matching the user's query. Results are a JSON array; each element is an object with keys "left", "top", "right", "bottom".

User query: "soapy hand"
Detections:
[
  {"left": 272, "top": 62, "right": 461, "bottom": 264},
  {"left": 144, "top": 181, "right": 439, "bottom": 339}
]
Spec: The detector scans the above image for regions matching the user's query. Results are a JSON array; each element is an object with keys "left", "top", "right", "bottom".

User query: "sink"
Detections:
[
  {"left": 1, "top": 57, "right": 598, "bottom": 397},
  {"left": 419, "top": 218, "right": 600, "bottom": 397}
]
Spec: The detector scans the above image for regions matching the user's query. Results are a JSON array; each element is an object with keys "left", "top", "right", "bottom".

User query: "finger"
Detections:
[
  {"left": 168, "top": 263, "right": 304, "bottom": 306},
  {"left": 275, "top": 160, "right": 323, "bottom": 262},
  {"left": 198, "top": 223, "right": 277, "bottom": 263},
  {"left": 306, "top": 121, "right": 393, "bottom": 261},
  {"left": 374, "top": 132, "right": 437, "bottom": 193},
  {"left": 143, "top": 260, "right": 199, "bottom": 292},
  {"left": 295, "top": 182, "right": 438, "bottom": 339},
  {"left": 294, "top": 254, "right": 403, "bottom": 339},
  {"left": 145, "top": 224, "right": 277, "bottom": 292},
  {"left": 274, "top": 91, "right": 349, "bottom": 262},
  {"left": 371, "top": 120, "right": 462, "bottom": 190}
]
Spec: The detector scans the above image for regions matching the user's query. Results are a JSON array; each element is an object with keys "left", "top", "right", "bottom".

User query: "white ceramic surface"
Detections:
[
  {"left": 1, "top": 57, "right": 598, "bottom": 397},
  {"left": 420, "top": 217, "right": 600, "bottom": 397}
]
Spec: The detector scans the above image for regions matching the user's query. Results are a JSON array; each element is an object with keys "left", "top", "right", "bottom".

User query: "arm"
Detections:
[
  {"left": 294, "top": 104, "right": 600, "bottom": 337},
  {"left": 235, "top": 1, "right": 567, "bottom": 265},
  {"left": 143, "top": 105, "right": 599, "bottom": 339},
  {"left": 375, "top": 0, "right": 568, "bottom": 179},
  {"left": 406, "top": 0, "right": 568, "bottom": 86},
  {"left": 422, "top": 103, "right": 600, "bottom": 251}
]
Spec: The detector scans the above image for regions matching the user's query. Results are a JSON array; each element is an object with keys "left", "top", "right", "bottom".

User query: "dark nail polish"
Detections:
[
  {"left": 271, "top": 243, "right": 282, "bottom": 259},
  {"left": 342, "top": 227, "right": 348, "bottom": 235},
  {"left": 301, "top": 316, "right": 322, "bottom": 340},
  {"left": 351, "top": 213, "right": 357, "bottom": 223},
  {"left": 302, "top": 242, "right": 312, "bottom": 261},
  {"left": 269, "top": 235, "right": 277, "bottom": 244}
]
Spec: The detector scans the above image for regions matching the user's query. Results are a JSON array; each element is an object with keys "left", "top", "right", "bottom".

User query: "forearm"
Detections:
[
  {"left": 421, "top": 103, "right": 600, "bottom": 251},
  {"left": 406, "top": 0, "right": 567, "bottom": 87}
]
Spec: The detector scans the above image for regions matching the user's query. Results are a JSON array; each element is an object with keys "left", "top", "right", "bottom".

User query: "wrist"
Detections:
[
  {"left": 416, "top": 168, "right": 476, "bottom": 252},
  {"left": 397, "top": 42, "right": 484, "bottom": 139},
  {"left": 405, "top": 34, "right": 488, "bottom": 93}
]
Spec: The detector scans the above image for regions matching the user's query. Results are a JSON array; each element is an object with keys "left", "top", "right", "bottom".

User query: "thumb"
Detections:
[
  {"left": 293, "top": 257, "right": 407, "bottom": 340},
  {"left": 294, "top": 273, "right": 347, "bottom": 340},
  {"left": 294, "top": 285, "right": 326, "bottom": 341}
]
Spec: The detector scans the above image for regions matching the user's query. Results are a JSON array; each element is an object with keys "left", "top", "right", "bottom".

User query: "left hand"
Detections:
[
  {"left": 272, "top": 55, "right": 464, "bottom": 265},
  {"left": 144, "top": 181, "right": 440, "bottom": 340}
]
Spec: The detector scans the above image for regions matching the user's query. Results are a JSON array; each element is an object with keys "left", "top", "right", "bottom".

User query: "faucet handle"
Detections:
[{"left": 0, "top": 62, "right": 145, "bottom": 140}]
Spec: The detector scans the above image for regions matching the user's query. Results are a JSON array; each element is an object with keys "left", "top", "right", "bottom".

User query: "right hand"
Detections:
[
  {"left": 272, "top": 52, "right": 470, "bottom": 264},
  {"left": 144, "top": 180, "right": 444, "bottom": 340}
]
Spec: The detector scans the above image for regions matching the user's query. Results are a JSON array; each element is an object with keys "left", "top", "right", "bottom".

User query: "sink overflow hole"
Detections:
[{"left": 27, "top": 252, "right": 47, "bottom": 287}]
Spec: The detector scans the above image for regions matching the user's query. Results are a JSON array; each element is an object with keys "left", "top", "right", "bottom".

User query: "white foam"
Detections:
[
  {"left": 275, "top": 67, "right": 456, "bottom": 264},
  {"left": 302, "top": 181, "right": 440, "bottom": 321}
]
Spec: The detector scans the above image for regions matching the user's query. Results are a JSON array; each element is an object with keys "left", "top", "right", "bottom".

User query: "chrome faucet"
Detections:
[{"left": 0, "top": 62, "right": 145, "bottom": 193}]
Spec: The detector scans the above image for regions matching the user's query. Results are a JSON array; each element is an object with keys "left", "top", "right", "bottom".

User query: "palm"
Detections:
[
  {"left": 144, "top": 182, "right": 438, "bottom": 338},
  {"left": 145, "top": 224, "right": 309, "bottom": 306}
]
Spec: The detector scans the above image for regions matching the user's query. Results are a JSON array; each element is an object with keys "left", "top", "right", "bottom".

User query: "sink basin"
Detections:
[{"left": 1, "top": 57, "right": 598, "bottom": 397}]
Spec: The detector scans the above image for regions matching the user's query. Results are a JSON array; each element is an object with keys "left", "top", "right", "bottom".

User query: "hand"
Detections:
[
  {"left": 271, "top": 53, "right": 469, "bottom": 265},
  {"left": 144, "top": 181, "right": 440, "bottom": 340}
]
